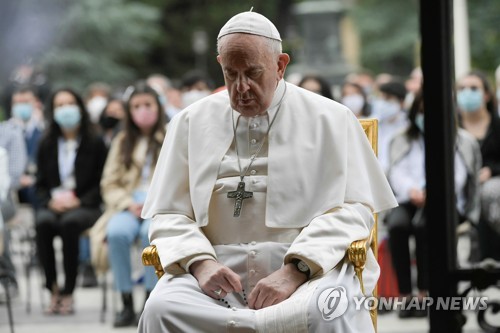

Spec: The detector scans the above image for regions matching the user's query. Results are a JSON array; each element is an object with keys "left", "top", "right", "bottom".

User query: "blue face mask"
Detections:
[
  {"left": 12, "top": 103, "right": 33, "bottom": 121},
  {"left": 415, "top": 113, "right": 424, "bottom": 133},
  {"left": 54, "top": 105, "right": 82, "bottom": 130},
  {"left": 457, "top": 89, "right": 483, "bottom": 112}
]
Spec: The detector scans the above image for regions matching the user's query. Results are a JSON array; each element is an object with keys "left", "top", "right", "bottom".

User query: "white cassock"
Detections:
[{"left": 139, "top": 80, "right": 397, "bottom": 333}]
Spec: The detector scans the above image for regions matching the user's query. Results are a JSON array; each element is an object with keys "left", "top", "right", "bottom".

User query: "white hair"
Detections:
[
  {"left": 495, "top": 64, "right": 500, "bottom": 83},
  {"left": 217, "top": 34, "right": 282, "bottom": 57}
]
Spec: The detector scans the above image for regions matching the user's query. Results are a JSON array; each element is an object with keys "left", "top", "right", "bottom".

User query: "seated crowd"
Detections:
[{"left": 0, "top": 62, "right": 499, "bottom": 327}]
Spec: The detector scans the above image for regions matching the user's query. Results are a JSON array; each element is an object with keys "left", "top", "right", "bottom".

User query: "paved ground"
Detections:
[{"left": 1, "top": 209, "right": 498, "bottom": 332}]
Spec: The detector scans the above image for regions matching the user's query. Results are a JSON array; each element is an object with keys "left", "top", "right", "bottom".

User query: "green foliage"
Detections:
[
  {"left": 41, "top": 0, "right": 161, "bottom": 92},
  {"left": 468, "top": 0, "right": 500, "bottom": 74},
  {"left": 134, "top": 0, "right": 285, "bottom": 87},
  {"left": 21, "top": 0, "right": 500, "bottom": 94},
  {"left": 351, "top": 0, "right": 500, "bottom": 78},
  {"left": 350, "top": 0, "right": 419, "bottom": 76}
]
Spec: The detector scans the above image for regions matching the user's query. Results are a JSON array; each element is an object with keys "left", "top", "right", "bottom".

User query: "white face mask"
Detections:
[
  {"left": 86, "top": 96, "right": 108, "bottom": 123},
  {"left": 341, "top": 94, "right": 364, "bottom": 115},
  {"left": 181, "top": 90, "right": 210, "bottom": 108},
  {"left": 372, "top": 99, "right": 401, "bottom": 121}
]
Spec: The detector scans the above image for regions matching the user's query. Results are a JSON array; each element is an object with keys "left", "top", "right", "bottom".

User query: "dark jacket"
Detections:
[
  {"left": 35, "top": 134, "right": 107, "bottom": 209},
  {"left": 480, "top": 115, "right": 500, "bottom": 177}
]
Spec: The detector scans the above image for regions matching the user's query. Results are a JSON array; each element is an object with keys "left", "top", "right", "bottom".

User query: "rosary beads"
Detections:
[{"left": 218, "top": 289, "right": 248, "bottom": 308}]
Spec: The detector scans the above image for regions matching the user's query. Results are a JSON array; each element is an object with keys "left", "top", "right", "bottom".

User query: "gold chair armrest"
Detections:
[
  {"left": 347, "top": 233, "right": 372, "bottom": 296},
  {"left": 142, "top": 245, "right": 165, "bottom": 279},
  {"left": 144, "top": 231, "right": 376, "bottom": 288},
  {"left": 144, "top": 233, "right": 377, "bottom": 328},
  {"left": 347, "top": 222, "right": 378, "bottom": 332},
  {"left": 346, "top": 213, "right": 378, "bottom": 297}
]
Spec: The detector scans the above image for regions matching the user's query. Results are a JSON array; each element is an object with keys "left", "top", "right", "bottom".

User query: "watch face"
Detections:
[{"left": 297, "top": 260, "right": 309, "bottom": 272}]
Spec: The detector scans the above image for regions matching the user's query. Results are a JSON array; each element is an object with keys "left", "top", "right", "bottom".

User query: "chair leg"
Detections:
[
  {"left": 25, "top": 258, "right": 31, "bottom": 314},
  {"left": 1, "top": 275, "right": 16, "bottom": 333},
  {"left": 100, "top": 273, "right": 107, "bottom": 323},
  {"left": 26, "top": 231, "right": 41, "bottom": 313}
]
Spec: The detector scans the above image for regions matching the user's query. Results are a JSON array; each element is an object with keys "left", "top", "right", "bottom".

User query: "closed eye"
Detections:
[
  {"left": 247, "top": 69, "right": 263, "bottom": 79},
  {"left": 224, "top": 70, "right": 237, "bottom": 81}
]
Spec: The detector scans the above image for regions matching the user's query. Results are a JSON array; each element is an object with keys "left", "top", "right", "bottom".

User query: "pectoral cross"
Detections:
[{"left": 227, "top": 181, "right": 253, "bottom": 217}]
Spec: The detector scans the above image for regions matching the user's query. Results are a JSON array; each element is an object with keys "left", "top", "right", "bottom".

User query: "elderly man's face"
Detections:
[{"left": 217, "top": 34, "right": 289, "bottom": 117}]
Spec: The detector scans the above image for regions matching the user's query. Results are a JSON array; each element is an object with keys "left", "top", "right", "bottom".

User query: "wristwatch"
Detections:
[{"left": 291, "top": 259, "right": 311, "bottom": 278}]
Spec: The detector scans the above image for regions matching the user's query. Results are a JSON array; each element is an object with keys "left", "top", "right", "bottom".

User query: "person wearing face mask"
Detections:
[
  {"left": 0, "top": 89, "right": 29, "bottom": 302},
  {"left": 146, "top": 73, "right": 183, "bottom": 122},
  {"left": 180, "top": 70, "right": 214, "bottom": 108},
  {"left": 0, "top": 86, "right": 44, "bottom": 302},
  {"left": 35, "top": 88, "right": 107, "bottom": 315},
  {"left": 80, "top": 96, "right": 124, "bottom": 289},
  {"left": 85, "top": 82, "right": 111, "bottom": 125},
  {"left": 457, "top": 70, "right": 500, "bottom": 261},
  {"left": 89, "top": 82, "right": 166, "bottom": 327},
  {"left": 9, "top": 85, "right": 45, "bottom": 210},
  {"left": 98, "top": 98, "right": 126, "bottom": 148},
  {"left": 372, "top": 80, "right": 409, "bottom": 174},
  {"left": 341, "top": 81, "right": 371, "bottom": 118},
  {"left": 386, "top": 88, "right": 481, "bottom": 318}
]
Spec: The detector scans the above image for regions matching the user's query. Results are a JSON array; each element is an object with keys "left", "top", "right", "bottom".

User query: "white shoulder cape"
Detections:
[{"left": 142, "top": 81, "right": 397, "bottom": 228}]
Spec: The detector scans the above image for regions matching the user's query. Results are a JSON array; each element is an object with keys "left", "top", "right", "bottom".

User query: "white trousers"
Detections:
[{"left": 138, "top": 242, "right": 378, "bottom": 333}]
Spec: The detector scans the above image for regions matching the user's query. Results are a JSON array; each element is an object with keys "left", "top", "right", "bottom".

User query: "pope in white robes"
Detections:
[{"left": 139, "top": 10, "right": 397, "bottom": 333}]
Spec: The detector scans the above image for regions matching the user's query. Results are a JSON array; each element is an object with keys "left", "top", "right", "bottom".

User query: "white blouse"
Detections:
[
  {"left": 389, "top": 136, "right": 468, "bottom": 214},
  {"left": 57, "top": 137, "right": 79, "bottom": 190}
]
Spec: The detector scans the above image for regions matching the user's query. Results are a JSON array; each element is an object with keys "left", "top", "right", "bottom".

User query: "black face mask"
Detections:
[{"left": 100, "top": 115, "right": 120, "bottom": 129}]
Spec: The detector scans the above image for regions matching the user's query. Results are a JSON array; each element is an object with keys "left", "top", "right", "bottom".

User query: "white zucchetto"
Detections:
[{"left": 217, "top": 11, "right": 282, "bottom": 42}]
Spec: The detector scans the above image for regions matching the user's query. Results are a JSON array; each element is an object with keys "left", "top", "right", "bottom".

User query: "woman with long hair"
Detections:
[
  {"left": 35, "top": 88, "right": 107, "bottom": 315},
  {"left": 386, "top": 88, "right": 481, "bottom": 318},
  {"left": 93, "top": 82, "right": 166, "bottom": 327},
  {"left": 457, "top": 70, "right": 500, "bottom": 261}
]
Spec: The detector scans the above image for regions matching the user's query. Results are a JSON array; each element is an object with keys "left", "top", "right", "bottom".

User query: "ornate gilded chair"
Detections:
[
  {"left": 142, "top": 118, "right": 379, "bottom": 330},
  {"left": 348, "top": 119, "right": 379, "bottom": 329}
]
